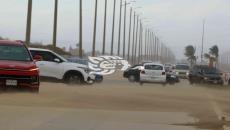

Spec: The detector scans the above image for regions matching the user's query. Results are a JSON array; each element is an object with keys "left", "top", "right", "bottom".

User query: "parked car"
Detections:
[
  {"left": 139, "top": 63, "right": 166, "bottom": 85},
  {"left": 0, "top": 40, "right": 40, "bottom": 92},
  {"left": 29, "top": 48, "right": 95, "bottom": 84},
  {"left": 174, "top": 64, "right": 190, "bottom": 78},
  {"left": 123, "top": 64, "right": 143, "bottom": 82},
  {"left": 67, "top": 57, "right": 103, "bottom": 83},
  {"left": 188, "top": 65, "right": 223, "bottom": 85}
]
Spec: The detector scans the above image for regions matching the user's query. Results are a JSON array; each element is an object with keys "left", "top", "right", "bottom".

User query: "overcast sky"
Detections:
[{"left": 0, "top": 0, "right": 229, "bottom": 59}]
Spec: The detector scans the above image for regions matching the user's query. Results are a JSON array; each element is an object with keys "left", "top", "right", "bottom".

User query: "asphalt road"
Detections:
[{"left": 0, "top": 73, "right": 230, "bottom": 130}]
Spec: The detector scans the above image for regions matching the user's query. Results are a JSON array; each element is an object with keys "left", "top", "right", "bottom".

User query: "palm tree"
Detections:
[
  {"left": 204, "top": 45, "right": 219, "bottom": 67},
  {"left": 184, "top": 45, "right": 196, "bottom": 66}
]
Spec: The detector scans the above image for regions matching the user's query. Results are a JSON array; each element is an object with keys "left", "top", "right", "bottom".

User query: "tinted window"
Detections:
[
  {"left": 30, "top": 50, "right": 61, "bottom": 62},
  {"left": 145, "top": 65, "right": 163, "bottom": 70},
  {"left": 176, "top": 65, "right": 189, "bottom": 70},
  {"left": 0, "top": 45, "right": 31, "bottom": 61}
]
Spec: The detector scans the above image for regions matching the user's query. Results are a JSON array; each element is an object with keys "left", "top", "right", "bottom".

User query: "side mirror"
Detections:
[
  {"left": 54, "top": 58, "right": 61, "bottom": 63},
  {"left": 33, "top": 55, "right": 42, "bottom": 61}
]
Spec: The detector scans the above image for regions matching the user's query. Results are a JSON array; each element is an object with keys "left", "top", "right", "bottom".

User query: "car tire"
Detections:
[
  {"left": 189, "top": 80, "right": 194, "bottom": 85},
  {"left": 65, "top": 73, "right": 83, "bottom": 85},
  {"left": 229, "top": 79, "right": 230, "bottom": 85},
  {"left": 139, "top": 81, "right": 143, "bottom": 86},
  {"left": 128, "top": 75, "right": 136, "bottom": 82}
]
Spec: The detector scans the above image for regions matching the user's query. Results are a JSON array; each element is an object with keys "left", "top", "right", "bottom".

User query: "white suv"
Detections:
[
  {"left": 29, "top": 48, "right": 95, "bottom": 84},
  {"left": 140, "top": 63, "right": 166, "bottom": 85}
]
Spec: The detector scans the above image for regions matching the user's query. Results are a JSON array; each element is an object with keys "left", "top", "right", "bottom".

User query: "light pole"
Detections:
[
  {"left": 79, "top": 0, "right": 83, "bottom": 58},
  {"left": 134, "top": 16, "right": 139, "bottom": 64},
  {"left": 92, "top": 0, "right": 98, "bottom": 56},
  {"left": 201, "top": 19, "right": 205, "bottom": 64},
  {"left": 154, "top": 35, "right": 157, "bottom": 61},
  {"left": 138, "top": 22, "right": 142, "bottom": 63},
  {"left": 148, "top": 30, "right": 151, "bottom": 60},
  {"left": 110, "top": 0, "right": 116, "bottom": 55},
  {"left": 131, "top": 12, "right": 136, "bottom": 64},
  {"left": 25, "top": 0, "right": 32, "bottom": 45},
  {"left": 127, "top": 7, "right": 132, "bottom": 61},
  {"left": 117, "top": 0, "right": 122, "bottom": 56},
  {"left": 122, "top": 1, "right": 127, "bottom": 58},
  {"left": 102, "top": 0, "right": 108, "bottom": 55},
  {"left": 53, "top": 0, "right": 58, "bottom": 48},
  {"left": 145, "top": 29, "right": 147, "bottom": 60}
]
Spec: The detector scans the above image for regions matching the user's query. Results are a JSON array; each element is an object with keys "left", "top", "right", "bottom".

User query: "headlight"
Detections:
[
  {"left": 204, "top": 77, "right": 208, "bottom": 80},
  {"left": 29, "top": 68, "right": 39, "bottom": 71}
]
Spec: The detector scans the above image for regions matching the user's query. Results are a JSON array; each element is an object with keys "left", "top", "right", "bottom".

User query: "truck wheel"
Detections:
[{"left": 65, "top": 73, "right": 83, "bottom": 85}]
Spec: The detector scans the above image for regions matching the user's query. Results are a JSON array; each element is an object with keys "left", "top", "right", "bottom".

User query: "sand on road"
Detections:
[{"left": 0, "top": 73, "right": 230, "bottom": 130}]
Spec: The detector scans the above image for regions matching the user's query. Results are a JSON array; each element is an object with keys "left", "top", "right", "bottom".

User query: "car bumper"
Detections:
[
  {"left": 0, "top": 75, "right": 40, "bottom": 90},
  {"left": 204, "top": 78, "right": 223, "bottom": 84}
]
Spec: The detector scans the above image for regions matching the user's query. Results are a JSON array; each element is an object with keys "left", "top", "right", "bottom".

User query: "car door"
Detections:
[{"left": 31, "top": 50, "right": 64, "bottom": 79}]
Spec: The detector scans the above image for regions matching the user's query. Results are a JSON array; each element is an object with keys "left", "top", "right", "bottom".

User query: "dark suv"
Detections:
[
  {"left": 0, "top": 40, "right": 40, "bottom": 92},
  {"left": 188, "top": 65, "right": 223, "bottom": 85}
]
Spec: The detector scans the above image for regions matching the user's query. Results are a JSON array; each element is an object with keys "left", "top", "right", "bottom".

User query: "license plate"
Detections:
[{"left": 6, "top": 80, "right": 18, "bottom": 86}]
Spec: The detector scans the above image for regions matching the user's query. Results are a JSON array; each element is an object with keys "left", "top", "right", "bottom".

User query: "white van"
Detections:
[{"left": 140, "top": 63, "right": 167, "bottom": 84}]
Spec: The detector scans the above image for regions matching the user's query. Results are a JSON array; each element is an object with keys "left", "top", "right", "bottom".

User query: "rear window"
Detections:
[
  {"left": 0, "top": 45, "right": 32, "bottom": 61},
  {"left": 145, "top": 65, "right": 163, "bottom": 70}
]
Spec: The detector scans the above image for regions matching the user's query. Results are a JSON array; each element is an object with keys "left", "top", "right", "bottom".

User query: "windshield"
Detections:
[
  {"left": 0, "top": 45, "right": 32, "bottom": 61},
  {"left": 203, "top": 68, "right": 220, "bottom": 74},
  {"left": 176, "top": 65, "right": 189, "bottom": 70}
]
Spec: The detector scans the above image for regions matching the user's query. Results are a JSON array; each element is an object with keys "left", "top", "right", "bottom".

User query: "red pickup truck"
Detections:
[{"left": 0, "top": 40, "right": 40, "bottom": 92}]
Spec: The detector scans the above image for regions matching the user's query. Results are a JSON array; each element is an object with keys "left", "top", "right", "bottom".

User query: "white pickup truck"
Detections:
[{"left": 29, "top": 48, "right": 95, "bottom": 84}]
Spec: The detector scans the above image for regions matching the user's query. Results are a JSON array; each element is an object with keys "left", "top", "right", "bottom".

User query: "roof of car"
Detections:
[
  {"left": 29, "top": 47, "right": 51, "bottom": 52},
  {"left": 144, "top": 62, "right": 163, "bottom": 66},
  {"left": 0, "top": 40, "right": 24, "bottom": 45}
]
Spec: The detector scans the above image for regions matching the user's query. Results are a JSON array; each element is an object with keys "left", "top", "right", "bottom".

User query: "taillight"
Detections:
[
  {"left": 141, "top": 71, "right": 145, "bottom": 74},
  {"left": 162, "top": 72, "right": 166, "bottom": 75}
]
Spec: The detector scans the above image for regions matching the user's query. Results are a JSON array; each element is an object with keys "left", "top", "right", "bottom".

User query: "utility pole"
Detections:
[
  {"left": 92, "top": 0, "right": 98, "bottom": 56},
  {"left": 25, "top": 0, "right": 32, "bottom": 45},
  {"left": 79, "top": 0, "right": 83, "bottom": 58},
  {"left": 53, "top": 0, "right": 58, "bottom": 48},
  {"left": 110, "top": 0, "right": 116, "bottom": 55},
  {"left": 201, "top": 19, "right": 205, "bottom": 64},
  {"left": 117, "top": 0, "right": 123, "bottom": 56},
  {"left": 127, "top": 7, "right": 132, "bottom": 61},
  {"left": 123, "top": 1, "right": 127, "bottom": 58},
  {"left": 102, "top": 0, "right": 108, "bottom": 55}
]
